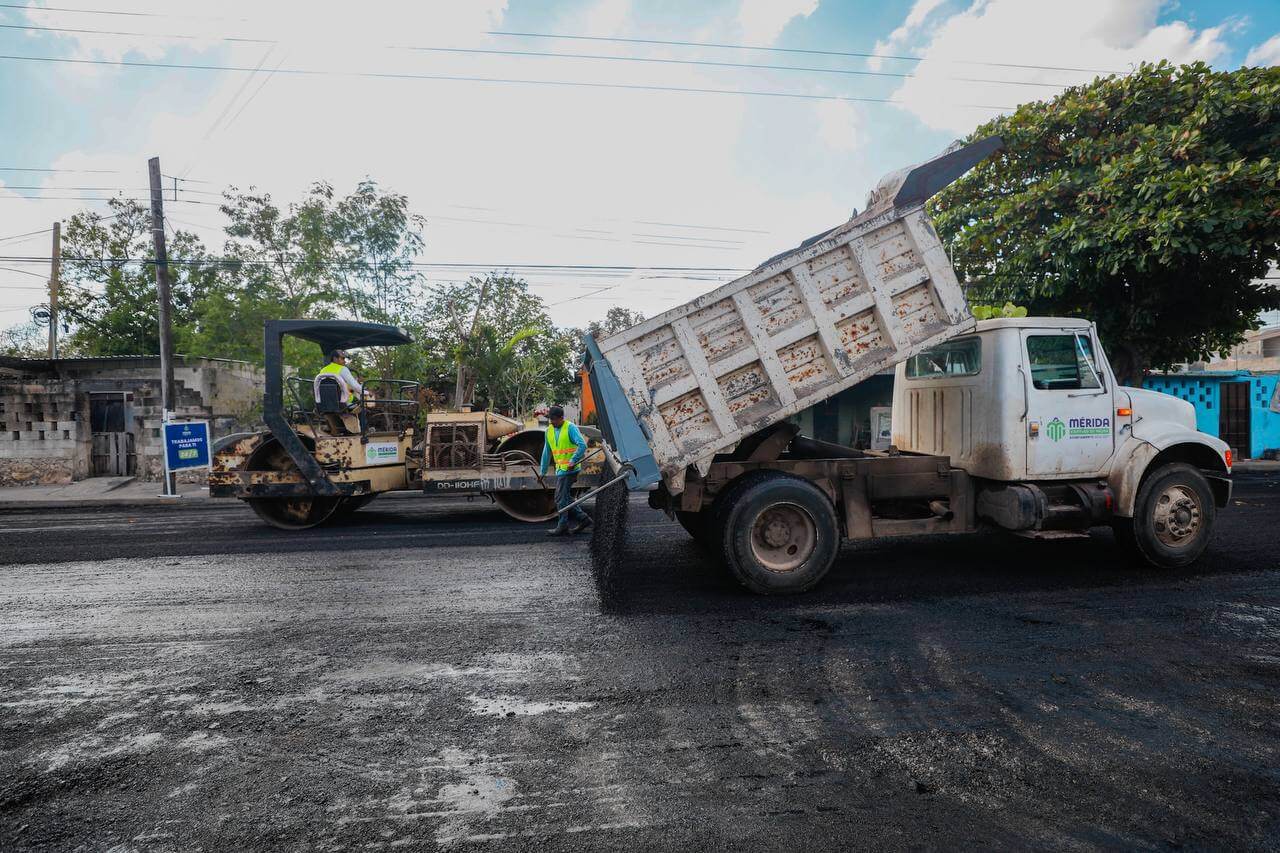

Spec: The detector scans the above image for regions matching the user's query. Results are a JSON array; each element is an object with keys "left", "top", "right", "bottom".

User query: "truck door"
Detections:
[{"left": 1022, "top": 329, "right": 1115, "bottom": 477}]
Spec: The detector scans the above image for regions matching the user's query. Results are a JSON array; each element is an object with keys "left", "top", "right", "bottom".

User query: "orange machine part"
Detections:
[{"left": 579, "top": 369, "right": 596, "bottom": 423}]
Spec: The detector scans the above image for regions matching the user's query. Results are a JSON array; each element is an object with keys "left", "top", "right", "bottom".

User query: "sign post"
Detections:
[{"left": 161, "top": 418, "right": 211, "bottom": 497}]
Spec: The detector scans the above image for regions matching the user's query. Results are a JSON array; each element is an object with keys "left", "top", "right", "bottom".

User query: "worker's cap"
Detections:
[
  {"left": 329, "top": 349, "right": 348, "bottom": 361},
  {"left": 547, "top": 405, "right": 565, "bottom": 419}
]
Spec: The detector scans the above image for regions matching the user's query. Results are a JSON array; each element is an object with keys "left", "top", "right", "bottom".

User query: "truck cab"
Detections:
[{"left": 893, "top": 317, "right": 1232, "bottom": 562}]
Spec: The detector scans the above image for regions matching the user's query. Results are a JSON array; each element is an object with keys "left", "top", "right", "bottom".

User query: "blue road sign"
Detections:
[{"left": 163, "top": 420, "right": 211, "bottom": 473}]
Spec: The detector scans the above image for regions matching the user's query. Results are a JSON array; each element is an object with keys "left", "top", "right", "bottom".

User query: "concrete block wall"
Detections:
[
  {"left": 0, "top": 357, "right": 265, "bottom": 485},
  {"left": 0, "top": 380, "right": 89, "bottom": 485}
]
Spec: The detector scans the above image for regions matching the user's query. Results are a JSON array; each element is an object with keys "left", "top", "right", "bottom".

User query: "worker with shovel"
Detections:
[{"left": 541, "top": 405, "right": 592, "bottom": 536}]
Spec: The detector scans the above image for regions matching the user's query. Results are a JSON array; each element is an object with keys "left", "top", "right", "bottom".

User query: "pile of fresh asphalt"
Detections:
[{"left": 588, "top": 478, "right": 630, "bottom": 609}]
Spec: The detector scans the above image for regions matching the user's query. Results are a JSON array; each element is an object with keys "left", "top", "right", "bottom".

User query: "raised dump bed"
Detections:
[{"left": 585, "top": 137, "right": 1001, "bottom": 495}]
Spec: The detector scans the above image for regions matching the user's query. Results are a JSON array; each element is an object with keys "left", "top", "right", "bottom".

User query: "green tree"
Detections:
[
  {"left": 0, "top": 321, "right": 47, "bottom": 357},
  {"left": 468, "top": 325, "right": 545, "bottom": 415},
  {"left": 415, "top": 274, "right": 573, "bottom": 408},
  {"left": 328, "top": 180, "right": 427, "bottom": 380},
  {"left": 932, "top": 61, "right": 1280, "bottom": 382},
  {"left": 58, "top": 198, "right": 220, "bottom": 357},
  {"left": 206, "top": 180, "right": 428, "bottom": 378},
  {"left": 587, "top": 306, "right": 645, "bottom": 340}
]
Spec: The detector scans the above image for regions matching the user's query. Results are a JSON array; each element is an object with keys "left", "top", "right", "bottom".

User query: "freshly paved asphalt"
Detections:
[{"left": 1, "top": 475, "right": 1278, "bottom": 850}]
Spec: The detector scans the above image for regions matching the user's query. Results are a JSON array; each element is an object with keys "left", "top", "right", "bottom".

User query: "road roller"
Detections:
[{"left": 209, "top": 319, "right": 603, "bottom": 529}]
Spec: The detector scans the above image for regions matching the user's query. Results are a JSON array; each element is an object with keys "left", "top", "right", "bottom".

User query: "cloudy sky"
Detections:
[{"left": 1, "top": 0, "right": 1277, "bottom": 334}]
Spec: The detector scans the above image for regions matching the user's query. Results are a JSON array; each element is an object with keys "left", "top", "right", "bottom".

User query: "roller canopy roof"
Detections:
[{"left": 267, "top": 320, "right": 413, "bottom": 353}]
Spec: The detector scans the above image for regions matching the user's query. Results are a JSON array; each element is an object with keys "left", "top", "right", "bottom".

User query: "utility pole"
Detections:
[
  {"left": 148, "top": 156, "right": 177, "bottom": 497},
  {"left": 47, "top": 221, "right": 60, "bottom": 360}
]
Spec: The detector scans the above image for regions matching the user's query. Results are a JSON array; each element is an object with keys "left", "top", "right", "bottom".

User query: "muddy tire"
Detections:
[
  {"left": 1114, "top": 463, "right": 1215, "bottom": 569},
  {"left": 718, "top": 471, "right": 840, "bottom": 595}
]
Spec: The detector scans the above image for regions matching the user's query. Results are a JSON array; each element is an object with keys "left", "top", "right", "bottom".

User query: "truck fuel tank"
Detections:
[{"left": 977, "top": 481, "right": 1114, "bottom": 532}]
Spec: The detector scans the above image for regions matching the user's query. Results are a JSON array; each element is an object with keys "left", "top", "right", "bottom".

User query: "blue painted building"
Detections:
[{"left": 1143, "top": 372, "right": 1280, "bottom": 459}]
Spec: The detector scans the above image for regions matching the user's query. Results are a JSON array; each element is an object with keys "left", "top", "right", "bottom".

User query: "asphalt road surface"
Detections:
[{"left": 2, "top": 475, "right": 1278, "bottom": 851}]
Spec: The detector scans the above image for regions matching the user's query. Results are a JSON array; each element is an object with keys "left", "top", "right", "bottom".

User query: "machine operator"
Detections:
[
  {"left": 314, "top": 349, "right": 368, "bottom": 432},
  {"left": 541, "top": 405, "right": 592, "bottom": 536}
]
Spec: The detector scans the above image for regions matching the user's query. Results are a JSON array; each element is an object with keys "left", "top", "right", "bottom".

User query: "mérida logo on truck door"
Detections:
[{"left": 1044, "top": 416, "right": 1112, "bottom": 441}]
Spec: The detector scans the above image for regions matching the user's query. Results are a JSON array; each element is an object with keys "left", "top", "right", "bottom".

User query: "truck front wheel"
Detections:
[
  {"left": 1114, "top": 463, "right": 1216, "bottom": 569},
  {"left": 719, "top": 472, "right": 840, "bottom": 594}
]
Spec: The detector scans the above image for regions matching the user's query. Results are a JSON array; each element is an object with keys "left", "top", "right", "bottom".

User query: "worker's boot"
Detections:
[
  {"left": 546, "top": 526, "right": 570, "bottom": 536},
  {"left": 572, "top": 516, "right": 593, "bottom": 534}
]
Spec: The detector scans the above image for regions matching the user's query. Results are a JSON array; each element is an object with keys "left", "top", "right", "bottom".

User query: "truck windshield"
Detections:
[
  {"left": 1027, "top": 334, "right": 1101, "bottom": 390},
  {"left": 905, "top": 336, "right": 981, "bottom": 378}
]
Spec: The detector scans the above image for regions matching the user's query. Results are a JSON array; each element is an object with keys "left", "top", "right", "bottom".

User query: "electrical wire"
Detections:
[
  {"left": 0, "top": 226, "right": 54, "bottom": 244},
  {"left": 0, "top": 22, "right": 1079, "bottom": 89},
  {"left": 0, "top": 53, "right": 1017, "bottom": 110},
  {"left": 397, "top": 44, "right": 1073, "bottom": 89},
  {"left": 0, "top": 8, "right": 1127, "bottom": 75},
  {"left": 0, "top": 195, "right": 222, "bottom": 204},
  {"left": 0, "top": 166, "right": 122, "bottom": 174},
  {"left": 0, "top": 265, "right": 48, "bottom": 279},
  {"left": 488, "top": 31, "right": 1127, "bottom": 75},
  {"left": 0, "top": 2, "right": 243, "bottom": 20},
  {"left": 0, "top": 254, "right": 750, "bottom": 273},
  {"left": 0, "top": 184, "right": 221, "bottom": 194}
]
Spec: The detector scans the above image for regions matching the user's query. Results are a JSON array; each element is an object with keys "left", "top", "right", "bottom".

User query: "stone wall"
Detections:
[
  {"left": 0, "top": 380, "right": 88, "bottom": 487},
  {"left": 0, "top": 357, "right": 264, "bottom": 486}
]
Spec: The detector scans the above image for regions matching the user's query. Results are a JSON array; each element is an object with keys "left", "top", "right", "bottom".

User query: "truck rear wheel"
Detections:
[
  {"left": 719, "top": 472, "right": 839, "bottom": 595},
  {"left": 1114, "top": 463, "right": 1216, "bottom": 568}
]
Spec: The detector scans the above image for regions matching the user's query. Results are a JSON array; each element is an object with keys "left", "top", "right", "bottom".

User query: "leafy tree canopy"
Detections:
[
  {"left": 414, "top": 274, "right": 578, "bottom": 413},
  {"left": 932, "top": 61, "right": 1280, "bottom": 382},
  {"left": 59, "top": 198, "right": 219, "bottom": 357}
]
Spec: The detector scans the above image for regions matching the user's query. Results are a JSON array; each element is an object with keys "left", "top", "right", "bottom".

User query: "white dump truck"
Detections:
[{"left": 584, "top": 138, "right": 1232, "bottom": 594}]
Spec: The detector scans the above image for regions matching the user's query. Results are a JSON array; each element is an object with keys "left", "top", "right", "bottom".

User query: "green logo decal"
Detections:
[{"left": 1046, "top": 417, "right": 1066, "bottom": 442}]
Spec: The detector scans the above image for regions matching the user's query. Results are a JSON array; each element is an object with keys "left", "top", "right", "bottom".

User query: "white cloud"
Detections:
[
  {"left": 736, "top": 0, "right": 819, "bottom": 46},
  {"left": 574, "top": 0, "right": 631, "bottom": 36},
  {"left": 883, "top": 0, "right": 1232, "bottom": 133},
  {"left": 1245, "top": 34, "right": 1280, "bottom": 67},
  {"left": 2, "top": 0, "right": 873, "bottom": 329},
  {"left": 868, "top": 0, "right": 949, "bottom": 70},
  {"left": 814, "top": 100, "right": 863, "bottom": 152}
]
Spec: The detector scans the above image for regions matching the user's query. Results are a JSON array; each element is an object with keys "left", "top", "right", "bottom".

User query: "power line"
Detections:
[
  {"left": 0, "top": 184, "right": 221, "bottom": 194},
  {"left": 0, "top": 166, "right": 122, "bottom": 174},
  {"left": 180, "top": 42, "right": 278, "bottom": 180},
  {"left": 0, "top": 254, "right": 750, "bottom": 273},
  {"left": 0, "top": 226, "right": 54, "bottom": 244},
  {"left": 0, "top": 265, "right": 47, "bottom": 279},
  {"left": 0, "top": 22, "right": 1074, "bottom": 89},
  {"left": 0, "top": 2, "right": 242, "bottom": 20},
  {"left": 0, "top": 195, "right": 151, "bottom": 202},
  {"left": 0, "top": 194, "right": 222, "bottom": 205},
  {"left": 488, "top": 31, "right": 1126, "bottom": 75},
  {"left": 398, "top": 44, "right": 1071, "bottom": 89},
  {"left": 217, "top": 47, "right": 287, "bottom": 140},
  {"left": 0, "top": 8, "right": 1125, "bottom": 76},
  {"left": 0, "top": 20, "right": 268, "bottom": 44},
  {"left": 0, "top": 52, "right": 1017, "bottom": 109}
]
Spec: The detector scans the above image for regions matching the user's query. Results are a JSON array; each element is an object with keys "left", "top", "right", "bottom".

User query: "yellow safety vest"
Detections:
[
  {"left": 545, "top": 423, "right": 580, "bottom": 473},
  {"left": 317, "top": 362, "right": 355, "bottom": 403}
]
